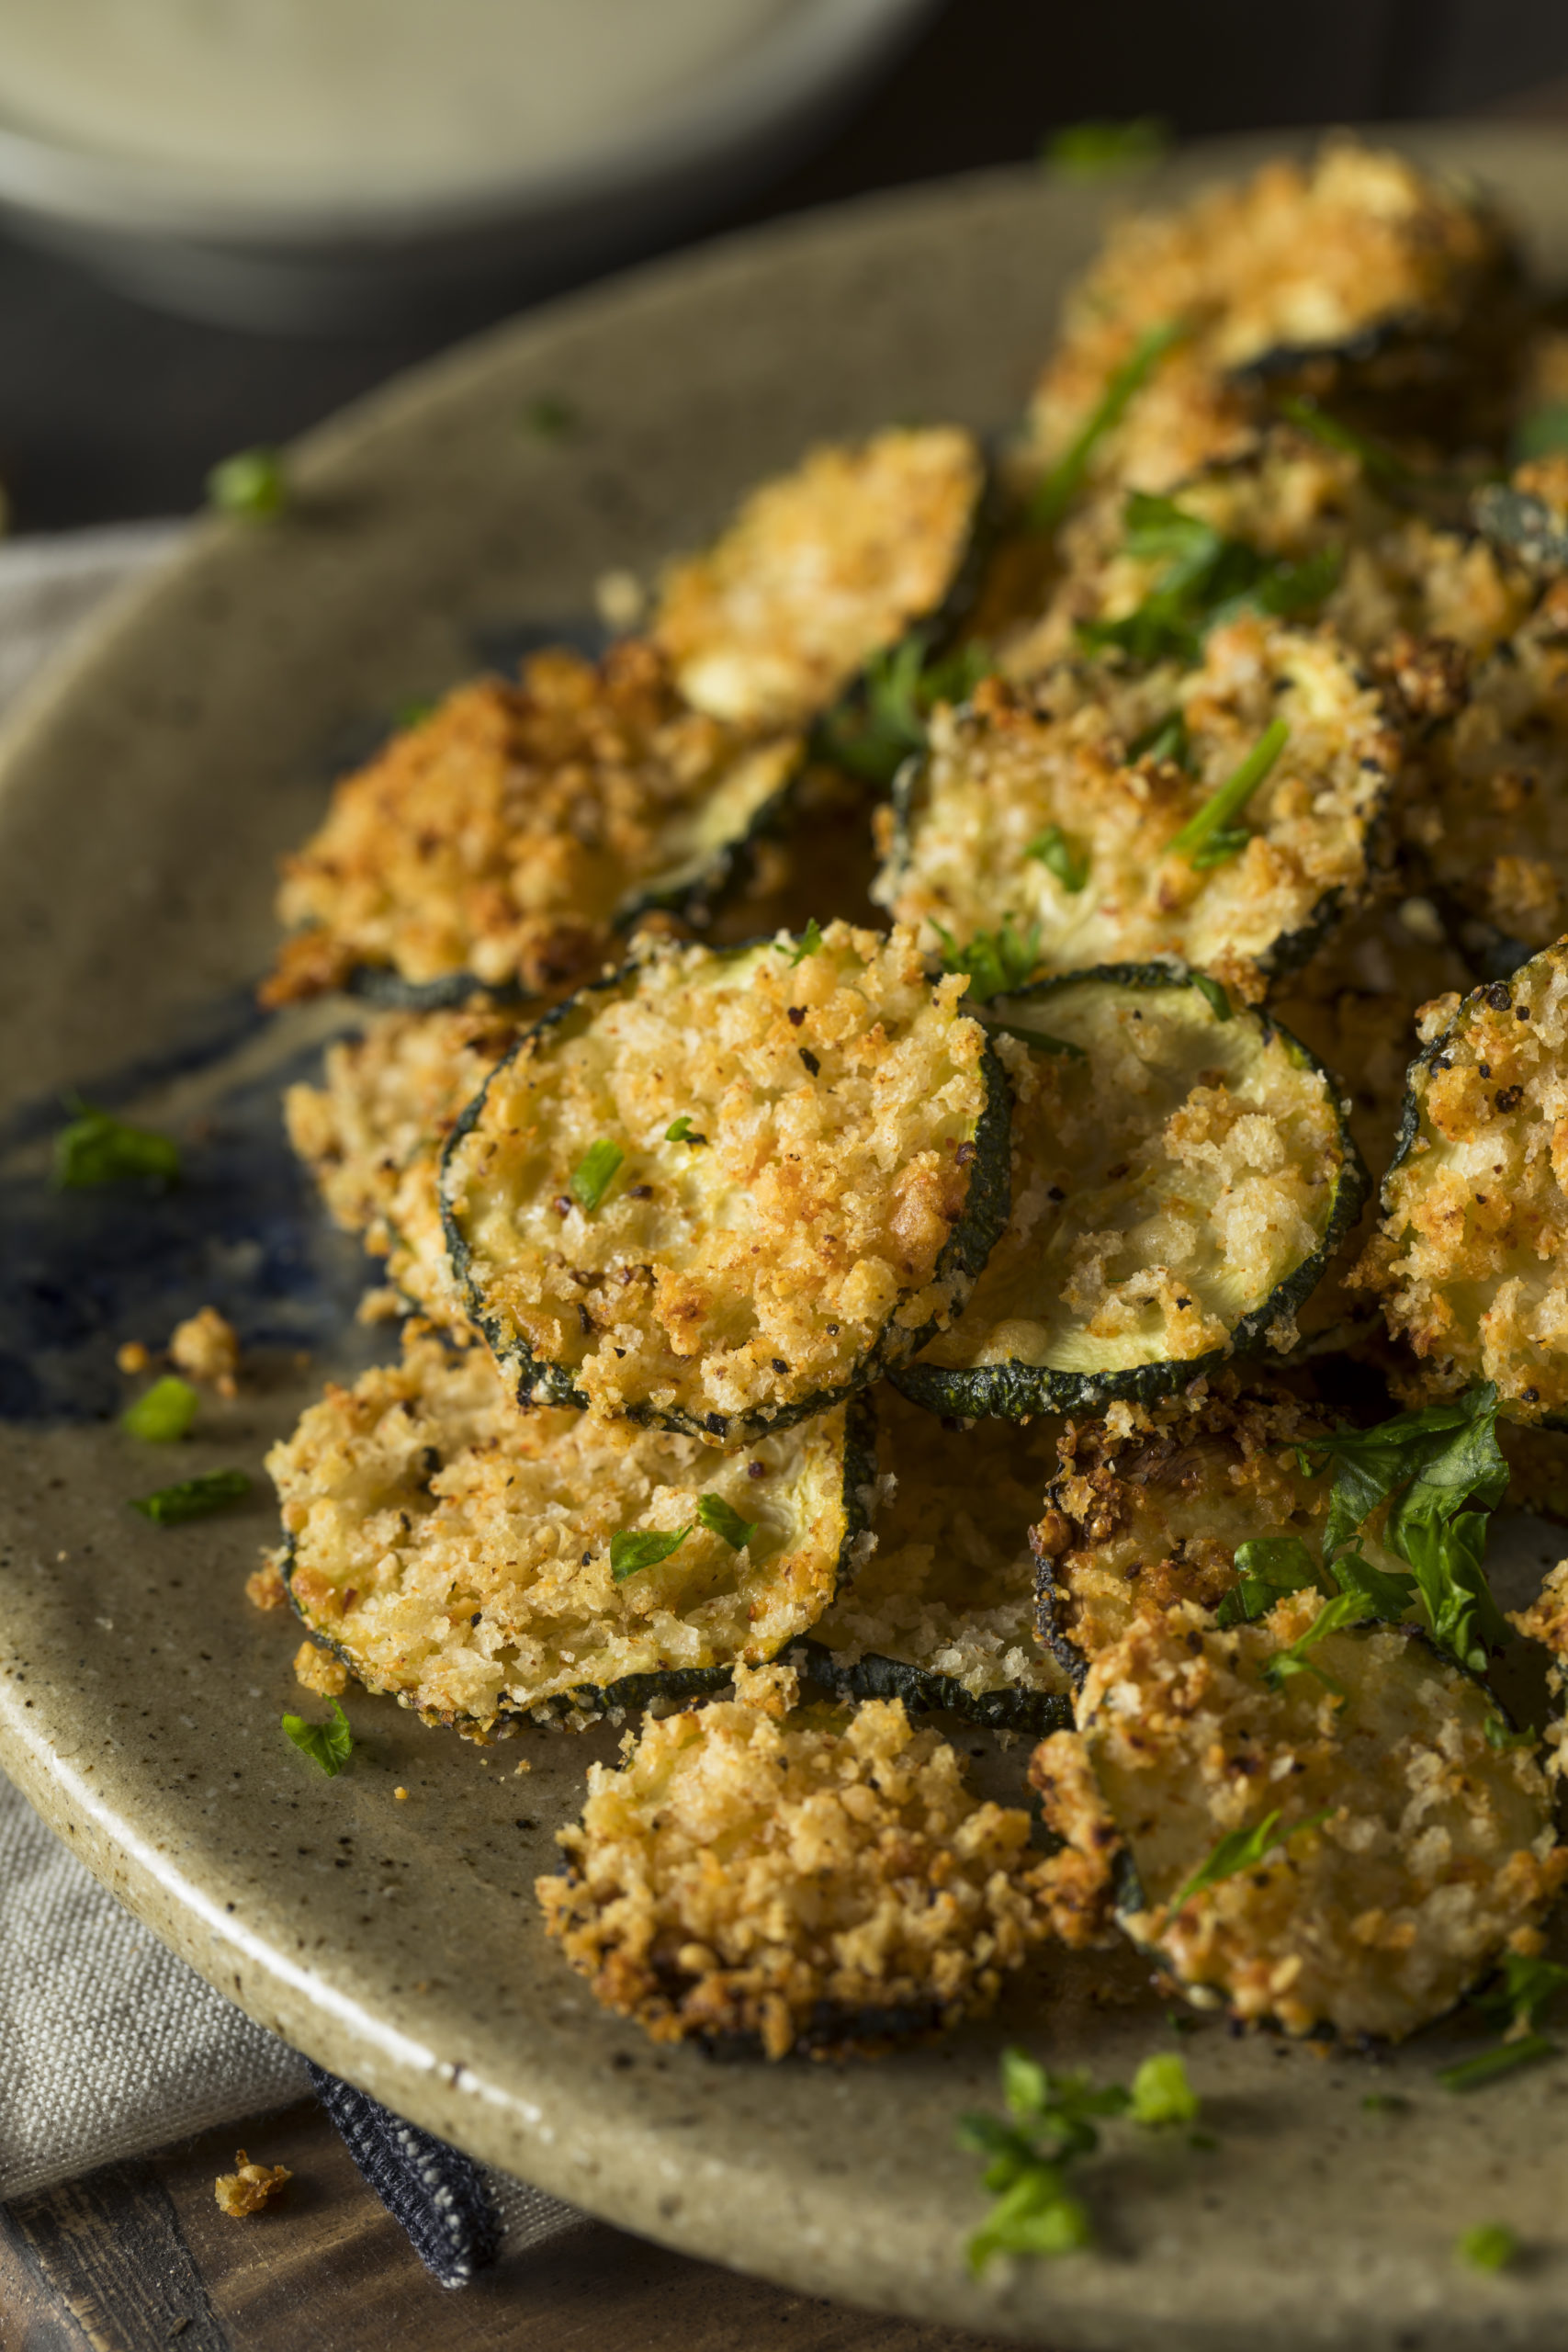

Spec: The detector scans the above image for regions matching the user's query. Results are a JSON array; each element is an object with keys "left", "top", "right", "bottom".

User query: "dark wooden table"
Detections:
[{"left": 0, "top": 2098, "right": 1007, "bottom": 2352}]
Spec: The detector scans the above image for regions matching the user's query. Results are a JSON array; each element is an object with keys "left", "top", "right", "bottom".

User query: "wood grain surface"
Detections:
[{"left": 0, "top": 2099, "right": 1016, "bottom": 2352}]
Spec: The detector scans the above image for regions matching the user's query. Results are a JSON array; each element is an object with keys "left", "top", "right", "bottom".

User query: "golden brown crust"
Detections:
[{"left": 537, "top": 1664, "right": 1060, "bottom": 2057}]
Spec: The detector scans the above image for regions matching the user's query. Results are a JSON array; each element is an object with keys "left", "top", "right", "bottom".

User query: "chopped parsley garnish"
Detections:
[
  {"left": 54, "top": 1098, "right": 180, "bottom": 1190},
  {"left": 1360, "top": 2092, "right": 1408, "bottom": 2114},
  {"left": 130, "top": 1469, "right": 251, "bottom": 1526},
  {"left": 1484, "top": 1714, "right": 1538, "bottom": 1752},
  {"left": 1277, "top": 394, "right": 1412, "bottom": 486},
  {"left": 521, "top": 394, "right": 576, "bottom": 439},
  {"left": 1261, "top": 1590, "right": 1361, "bottom": 1696},
  {"left": 569, "top": 1140, "right": 624, "bottom": 1213},
  {"left": 1472, "top": 1951, "right": 1568, "bottom": 2034},
  {"left": 1438, "top": 2037, "right": 1556, "bottom": 2093},
  {"left": 979, "top": 1017, "right": 1088, "bottom": 1060},
  {"left": 934, "top": 915, "right": 1041, "bottom": 1003},
  {"left": 1514, "top": 401, "right": 1568, "bottom": 463},
  {"left": 121, "top": 1375, "right": 198, "bottom": 1444},
  {"left": 1295, "top": 1384, "right": 1510, "bottom": 1673},
  {"left": 1214, "top": 1532, "right": 1319, "bottom": 1626},
  {"left": 1026, "top": 824, "right": 1089, "bottom": 893},
  {"left": 1188, "top": 970, "right": 1233, "bottom": 1023},
  {"left": 696, "top": 1493, "right": 758, "bottom": 1551},
  {"left": 1168, "top": 1805, "right": 1332, "bottom": 1916},
  {"left": 207, "top": 447, "right": 286, "bottom": 519},
  {"left": 1456, "top": 2222, "right": 1518, "bottom": 2273},
  {"left": 785, "top": 918, "right": 824, "bottom": 966},
  {"left": 1168, "top": 719, "right": 1289, "bottom": 870},
  {"left": 1129, "top": 708, "right": 1190, "bottom": 768},
  {"left": 818, "top": 634, "right": 992, "bottom": 786},
  {"left": 1078, "top": 492, "right": 1340, "bottom": 668},
  {"left": 395, "top": 697, "right": 435, "bottom": 729},
  {"left": 1029, "top": 321, "right": 1184, "bottom": 533},
  {"left": 281, "top": 1696, "right": 353, "bottom": 1776},
  {"left": 610, "top": 1523, "right": 692, "bottom": 1582},
  {"left": 960, "top": 2045, "right": 1201, "bottom": 2271},
  {"left": 665, "top": 1115, "right": 707, "bottom": 1146},
  {"left": 1042, "top": 117, "right": 1169, "bottom": 176}
]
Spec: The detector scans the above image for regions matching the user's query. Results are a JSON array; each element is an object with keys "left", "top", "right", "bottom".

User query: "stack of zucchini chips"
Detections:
[{"left": 267, "top": 140, "right": 1568, "bottom": 2067}]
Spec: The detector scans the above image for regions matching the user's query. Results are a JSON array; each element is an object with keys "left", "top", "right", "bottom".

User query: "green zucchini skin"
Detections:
[
  {"left": 440, "top": 941, "right": 1013, "bottom": 1444},
  {"left": 891, "top": 964, "right": 1370, "bottom": 1421},
  {"left": 286, "top": 1387, "right": 879, "bottom": 1732},
  {"left": 1473, "top": 481, "right": 1568, "bottom": 574},
  {"left": 789, "top": 1638, "right": 1071, "bottom": 1736}
]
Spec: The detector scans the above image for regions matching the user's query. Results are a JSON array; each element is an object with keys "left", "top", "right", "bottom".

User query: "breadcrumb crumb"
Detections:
[
  {"left": 169, "top": 1306, "right": 241, "bottom": 1398},
  {"left": 214, "top": 2151, "right": 290, "bottom": 2216}
]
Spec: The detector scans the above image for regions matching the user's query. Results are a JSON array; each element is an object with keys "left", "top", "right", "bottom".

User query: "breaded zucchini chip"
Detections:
[
  {"left": 875, "top": 619, "right": 1398, "bottom": 1000},
  {"left": 1357, "top": 944, "right": 1568, "bottom": 1422},
  {"left": 1396, "top": 585, "right": 1568, "bottom": 976},
  {"left": 800, "top": 1385, "right": 1071, "bottom": 1732},
  {"left": 892, "top": 969, "right": 1365, "bottom": 1419},
  {"left": 265, "top": 640, "right": 799, "bottom": 1007},
  {"left": 1510, "top": 1557, "right": 1568, "bottom": 1778},
  {"left": 1055, "top": 1597, "right": 1564, "bottom": 2039},
  {"left": 536, "top": 1662, "right": 1058, "bottom": 2057},
  {"left": 271, "top": 1333, "right": 874, "bottom": 1732},
  {"left": 1032, "top": 1387, "right": 1406, "bottom": 1679},
  {"left": 653, "top": 427, "right": 986, "bottom": 729},
  {"left": 441, "top": 922, "right": 1010, "bottom": 1442},
  {"left": 284, "top": 1004, "right": 523, "bottom": 1327},
  {"left": 1024, "top": 141, "right": 1514, "bottom": 503}
]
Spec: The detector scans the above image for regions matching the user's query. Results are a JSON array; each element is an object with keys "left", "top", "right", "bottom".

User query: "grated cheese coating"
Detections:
[
  {"left": 1072, "top": 1598, "right": 1564, "bottom": 2038},
  {"left": 536, "top": 1662, "right": 1059, "bottom": 2057},
  {"left": 653, "top": 428, "right": 983, "bottom": 729},
  {"left": 909, "top": 977, "right": 1354, "bottom": 1388},
  {"left": 1024, "top": 141, "right": 1513, "bottom": 502},
  {"left": 1357, "top": 942, "right": 1568, "bottom": 1420},
  {"left": 807, "top": 1385, "right": 1069, "bottom": 1711},
  {"left": 877, "top": 620, "right": 1397, "bottom": 1001},
  {"left": 265, "top": 640, "right": 798, "bottom": 1003},
  {"left": 269, "top": 1331, "right": 866, "bottom": 1732},
  {"left": 443, "top": 922, "right": 1001, "bottom": 1439}
]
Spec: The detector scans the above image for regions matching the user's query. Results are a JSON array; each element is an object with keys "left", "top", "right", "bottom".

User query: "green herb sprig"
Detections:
[
  {"left": 121, "top": 1375, "right": 198, "bottom": 1444},
  {"left": 785, "top": 918, "right": 824, "bottom": 966},
  {"left": 1168, "top": 719, "right": 1289, "bottom": 870},
  {"left": 665, "top": 1115, "right": 707, "bottom": 1146},
  {"left": 818, "top": 635, "right": 993, "bottom": 786},
  {"left": 1078, "top": 491, "right": 1341, "bottom": 668},
  {"left": 54, "top": 1099, "right": 181, "bottom": 1190},
  {"left": 696, "top": 1493, "right": 758, "bottom": 1551},
  {"left": 1026, "top": 824, "right": 1089, "bottom": 893},
  {"left": 208, "top": 447, "right": 285, "bottom": 519},
  {"left": 1029, "top": 322, "right": 1185, "bottom": 532},
  {"left": 1168, "top": 1806, "right": 1333, "bottom": 1916},
  {"left": 610, "top": 1524, "right": 692, "bottom": 1582},
  {"left": 570, "top": 1140, "right": 624, "bottom": 1213},
  {"left": 1042, "top": 118, "right": 1169, "bottom": 176},
  {"left": 281, "top": 1697, "right": 353, "bottom": 1776},
  {"left": 130, "top": 1469, "right": 251, "bottom": 1525},
  {"left": 933, "top": 915, "right": 1041, "bottom": 1004},
  {"left": 1456, "top": 2222, "right": 1518, "bottom": 2272}
]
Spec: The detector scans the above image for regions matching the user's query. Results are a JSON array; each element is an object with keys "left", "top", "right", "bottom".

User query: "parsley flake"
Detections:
[
  {"left": 665, "top": 1115, "right": 707, "bottom": 1146},
  {"left": 934, "top": 915, "right": 1041, "bottom": 1003},
  {"left": 1127, "top": 2053, "right": 1200, "bottom": 2128},
  {"left": 1472, "top": 1951, "right": 1568, "bottom": 2033},
  {"left": 1168, "top": 1805, "right": 1333, "bottom": 1916},
  {"left": 207, "top": 447, "right": 286, "bottom": 519},
  {"left": 1029, "top": 322, "right": 1184, "bottom": 532},
  {"left": 1457, "top": 2222, "right": 1518, "bottom": 2273},
  {"left": 1188, "top": 970, "right": 1233, "bottom": 1023},
  {"left": 130, "top": 1469, "right": 251, "bottom": 1525},
  {"left": 1168, "top": 719, "right": 1289, "bottom": 869},
  {"left": 696, "top": 1493, "right": 758, "bottom": 1551},
  {"left": 1026, "top": 824, "right": 1089, "bottom": 892},
  {"left": 818, "top": 635, "right": 993, "bottom": 786},
  {"left": 1078, "top": 492, "right": 1340, "bottom": 667},
  {"left": 1042, "top": 117, "right": 1169, "bottom": 176},
  {"left": 281, "top": 1696, "right": 353, "bottom": 1776},
  {"left": 785, "top": 919, "right": 823, "bottom": 967},
  {"left": 570, "top": 1140, "right": 624, "bottom": 1213},
  {"left": 121, "top": 1375, "right": 198, "bottom": 1444},
  {"left": 54, "top": 1098, "right": 181, "bottom": 1190},
  {"left": 1214, "top": 1532, "right": 1319, "bottom": 1627},
  {"left": 610, "top": 1524, "right": 692, "bottom": 1582},
  {"left": 521, "top": 394, "right": 576, "bottom": 439},
  {"left": 1438, "top": 2037, "right": 1557, "bottom": 2093}
]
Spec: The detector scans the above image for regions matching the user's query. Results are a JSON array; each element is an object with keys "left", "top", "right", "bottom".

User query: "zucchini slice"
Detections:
[
  {"left": 536, "top": 1660, "right": 1060, "bottom": 2057},
  {"left": 1356, "top": 944, "right": 1568, "bottom": 1423},
  {"left": 284, "top": 1004, "right": 524, "bottom": 1329},
  {"left": 892, "top": 967, "right": 1366, "bottom": 1419},
  {"left": 441, "top": 922, "right": 1010, "bottom": 1442},
  {"left": 1032, "top": 1386, "right": 1408, "bottom": 1681},
  {"left": 1062, "top": 1598, "right": 1564, "bottom": 2040},
  {"left": 1396, "top": 598, "right": 1568, "bottom": 978},
  {"left": 875, "top": 621, "right": 1397, "bottom": 1001},
  {"left": 270, "top": 1331, "right": 874, "bottom": 1733},
  {"left": 264, "top": 641, "right": 800, "bottom": 1008},
  {"left": 1021, "top": 140, "right": 1515, "bottom": 508},
  {"left": 798, "top": 1384, "right": 1071, "bottom": 1733},
  {"left": 652, "top": 427, "right": 986, "bottom": 730}
]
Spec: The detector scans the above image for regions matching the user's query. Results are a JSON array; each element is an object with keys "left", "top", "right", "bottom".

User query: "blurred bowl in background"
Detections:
[{"left": 0, "top": 0, "right": 940, "bottom": 334}]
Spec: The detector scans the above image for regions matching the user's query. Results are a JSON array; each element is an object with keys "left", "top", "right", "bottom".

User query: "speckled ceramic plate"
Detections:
[{"left": 6, "top": 127, "right": 1568, "bottom": 2352}]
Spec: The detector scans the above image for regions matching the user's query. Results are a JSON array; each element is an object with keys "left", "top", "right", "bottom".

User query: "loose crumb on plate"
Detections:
[{"left": 214, "top": 2150, "right": 291, "bottom": 2216}]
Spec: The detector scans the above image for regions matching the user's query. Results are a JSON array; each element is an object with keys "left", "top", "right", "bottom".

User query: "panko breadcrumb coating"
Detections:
[
  {"left": 265, "top": 639, "right": 798, "bottom": 1004},
  {"left": 442, "top": 922, "right": 1006, "bottom": 1440},
  {"left": 1356, "top": 944, "right": 1568, "bottom": 1420},
  {"left": 654, "top": 427, "right": 984, "bottom": 729},
  {"left": 270, "top": 1330, "right": 871, "bottom": 1732},
  {"left": 877, "top": 620, "right": 1398, "bottom": 1001},
  {"left": 537, "top": 1662, "right": 1061, "bottom": 2057},
  {"left": 1061, "top": 1597, "right": 1564, "bottom": 2039},
  {"left": 1024, "top": 141, "right": 1514, "bottom": 503}
]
